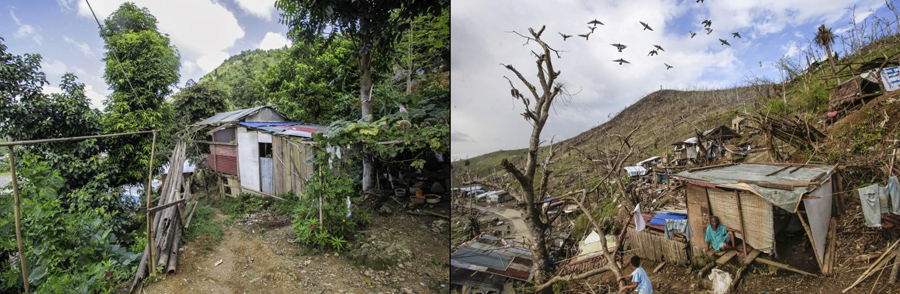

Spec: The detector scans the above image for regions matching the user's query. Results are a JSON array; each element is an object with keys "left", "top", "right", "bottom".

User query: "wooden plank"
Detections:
[
  {"left": 737, "top": 180, "right": 794, "bottom": 190},
  {"left": 147, "top": 198, "right": 187, "bottom": 214},
  {"left": 765, "top": 165, "right": 792, "bottom": 176},
  {"left": 742, "top": 249, "right": 761, "bottom": 265},
  {"left": 789, "top": 164, "right": 805, "bottom": 173},
  {"left": 755, "top": 258, "right": 818, "bottom": 276},
  {"left": 844, "top": 239, "right": 900, "bottom": 292},
  {"left": 811, "top": 171, "right": 827, "bottom": 182},
  {"left": 735, "top": 191, "right": 748, "bottom": 254},
  {"left": 653, "top": 262, "right": 666, "bottom": 273},
  {"left": 797, "top": 211, "right": 824, "bottom": 271},
  {"left": 716, "top": 250, "right": 738, "bottom": 265},
  {"left": 686, "top": 184, "right": 712, "bottom": 249}
]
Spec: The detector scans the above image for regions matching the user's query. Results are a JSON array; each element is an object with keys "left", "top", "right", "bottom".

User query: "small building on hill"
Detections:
[
  {"left": 732, "top": 115, "right": 750, "bottom": 133},
  {"left": 829, "top": 72, "right": 881, "bottom": 111},
  {"left": 195, "top": 106, "right": 326, "bottom": 198},
  {"left": 673, "top": 163, "right": 836, "bottom": 273}
]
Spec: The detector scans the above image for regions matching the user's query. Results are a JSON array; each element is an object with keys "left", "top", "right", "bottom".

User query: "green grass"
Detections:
[{"left": 181, "top": 205, "right": 224, "bottom": 253}]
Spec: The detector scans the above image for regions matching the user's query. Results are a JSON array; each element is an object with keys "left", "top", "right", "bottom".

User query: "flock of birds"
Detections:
[{"left": 558, "top": 9, "right": 742, "bottom": 70}]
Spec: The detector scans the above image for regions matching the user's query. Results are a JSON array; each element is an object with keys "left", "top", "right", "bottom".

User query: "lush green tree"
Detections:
[
  {"left": 101, "top": 2, "right": 180, "bottom": 185},
  {"left": 275, "top": 0, "right": 447, "bottom": 191},
  {"left": 171, "top": 79, "right": 232, "bottom": 126},
  {"left": 263, "top": 36, "right": 359, "bottom": 124}
]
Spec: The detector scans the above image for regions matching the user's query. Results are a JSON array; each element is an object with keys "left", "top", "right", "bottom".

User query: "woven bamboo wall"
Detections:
[
  {"left": 707, "top": 188, "right": 774, "bottom": 253},
  {"left": 626, "top": 227, "right": 690, "bottom": 265}
]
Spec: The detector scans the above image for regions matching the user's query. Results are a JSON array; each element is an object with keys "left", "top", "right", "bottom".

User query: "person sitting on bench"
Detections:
[{"left": 704, "top": 216, "right": 742, "bottom": 253}]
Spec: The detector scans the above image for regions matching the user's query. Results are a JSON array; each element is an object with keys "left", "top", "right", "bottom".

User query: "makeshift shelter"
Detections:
[
  {"left": 672, "top": 137, "right": 700, "bottom": 163},
  {"left": 703, "top": 125, "right": 741, "bottom": 142},
  {"left": 451, "top": 235, "right": 533, "bottom": 293},
  {"left": 195, "top": 106, "right": 324, "bottom": 198},
  {"left": 674, "top": 163, "right": 835, "bottom": 272},
  {"left": 732, "top": 115, "right": 749, "bottom": 133},
  {"left": 829, "top": 72, "right": 881, "bottom": 111},
  {"left": 626, "top": 211, "right": 692, "bottom": 265}
]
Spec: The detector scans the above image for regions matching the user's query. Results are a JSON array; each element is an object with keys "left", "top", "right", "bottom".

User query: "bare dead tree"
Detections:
[{"left": 496, "top": 25, "right": 567, "bottom": 292}]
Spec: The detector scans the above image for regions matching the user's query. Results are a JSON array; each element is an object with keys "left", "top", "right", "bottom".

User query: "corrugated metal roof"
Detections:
[
  {"left": 235, "top": 122, "right": 328, "bottom": 139},
  {"left": 237, "top": 122, "right": 300, "bottom": 128},
  {"left": 450, "top": 235, "right": 533, "bottom": 281},
  {"left": 196, "top": 106, "right": 277, "bottom": 126}
]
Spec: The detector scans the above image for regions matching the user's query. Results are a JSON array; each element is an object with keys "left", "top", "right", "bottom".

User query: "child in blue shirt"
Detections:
[{"left": 617, "top": 256, "right": 653, "bottom": 294}]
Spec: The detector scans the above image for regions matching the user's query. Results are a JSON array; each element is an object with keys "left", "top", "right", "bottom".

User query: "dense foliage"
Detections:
[
  {"left": 292, "top": 166, "right": 370, "bottom": 251},
  {"left": 170, "top": 79, "right": 232, "bottom": 127},
  {"left": 0, "top": 156, "right": 141, "bottom": 293},
  {"left": 101, "top": 2, "right": 180, "bottom": 185},
  {"left": 263, "top": 36, "right": 360, "bottom": 124},
  {"left": 199, "top": 48, "right": 285, "bottom": 109}
]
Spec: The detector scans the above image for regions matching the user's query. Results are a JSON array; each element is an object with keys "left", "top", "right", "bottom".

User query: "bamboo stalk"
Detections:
[
  {"left": 146, "top": 131, "right": 156, "bottom": 279},
  {"left": 0, "top": 130, "right": 153, "bottom": 147},
  {"left": 7, "top": 139, "right": 30, "bottom": 293},
  {"left": 184, "top": 202, "right": 198, "bottom": 229},
  {"left": 797, "top": 212, "right": 824, "bottom": 271}
]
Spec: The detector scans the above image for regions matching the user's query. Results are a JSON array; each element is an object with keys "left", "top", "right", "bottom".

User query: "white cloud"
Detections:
[
  {"left": 84, "top": 84, "right": 108, "bottom": 110},
  {"left": 76, "top": 0, "right": 245, "bottom": 80},
  {"left": 450, "top": 0, "right": 888, "bottom": 159},
  {"left": 234, "top": 0, "right": 277, "bottom": 21},
  {"left": 258, "top": 32, "right": 290, "bottom": 50},
  {"left": 41, "top": 59, "right": 68, "bottom": 76},
  {"left": 10, "top": 9, "right": 41, "bottom": 44},
  {"left": 182, "top": 60, "right": 197, "bottom": 74},
  {"left": 196, "top": 51, "right": 230, "bottom": 73},
  {"left": 56, "top": 0, "right": 75, "bottom": 11},
  {"left": 64, "top": 36, "right": 94, "bottom": 56}
]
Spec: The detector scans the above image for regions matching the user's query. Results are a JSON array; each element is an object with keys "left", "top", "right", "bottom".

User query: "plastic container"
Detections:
[
  {"left": 416, "top": 190, "right": 424, "bottom": 197},
  {"left": 410, "top": 195, "right": 425, "bottom": 204},
  {"left": 395, "top": 188, "right": 406, "bottom": 197}
]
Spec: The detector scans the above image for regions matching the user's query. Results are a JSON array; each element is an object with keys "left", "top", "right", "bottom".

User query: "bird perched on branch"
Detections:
[
  {"left": 559, "top": 32, "right": 572, "bottom": 41},
  {"left": 719, "top": 38, "right": 730, "bottom": 46},
  {"left": 665, "top": 63, "right": 673, "bottom": 69},
  {"left": 689, "top": 31, "right": 697, "bottom": 38},
  {"left": 589, "top": 19, "right": 604, "bottom": 26},
  {"left": 732, "top": 32, "right": 741, "bottom": 38},
  {"left": 648, "top": 50, "right": 658, "bottom": 56},
  {"left": 613, "top": 58, "right": 630, "bottom": 65},
  {"left": 510, "top": 88, "right": 524, "bottom": 99},
  {"left": 611, "top": 43, "right": 627, "bottom": 52},
  {"left": 702, "top": 20, "right": 712, "bottom": 27},
  {"left": 578, "top": 32, "right": 591, "bottom": 40},
  {"left": 640, "top": 21, "right": 653, "bottom": 31},
  {"left": 653, "top": 45, "right": 665, "bottom": 51},
  {"left": 705, "top": 27, "right": 713, "bottom": 35}
]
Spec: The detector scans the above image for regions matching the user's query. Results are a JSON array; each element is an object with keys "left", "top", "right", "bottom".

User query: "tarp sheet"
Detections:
[{"left": 648, "top": 212, "right": 687, "bottom": 226}]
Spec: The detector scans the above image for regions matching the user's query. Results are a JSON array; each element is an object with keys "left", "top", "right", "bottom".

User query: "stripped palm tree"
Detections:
[{"left": 814, "top": 24, "right": 840, "bottom": 85}]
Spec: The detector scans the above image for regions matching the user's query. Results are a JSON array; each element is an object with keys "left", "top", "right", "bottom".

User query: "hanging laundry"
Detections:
[
  {"left": 664, "top": 218, "right": 693, "bottom": 242},
  {"left": 634, "top": 204, "right": 646, "bottom": 232},
  {"left": 859, "top": 184, "right": 884, "bottom": 227},
  {"left": 888, "top": 176, "right": 900, "bottom": 215}
]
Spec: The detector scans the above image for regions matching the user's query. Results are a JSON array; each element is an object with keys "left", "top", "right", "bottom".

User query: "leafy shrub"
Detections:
[
  {"left": 0, "top": 155, "right": 140, "bottom": 293},
  {"left": 292, "top": 169, "right": 369, "bottom": 252}
]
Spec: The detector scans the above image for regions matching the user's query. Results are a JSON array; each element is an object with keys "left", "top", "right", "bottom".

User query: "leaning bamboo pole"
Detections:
[
  {"left": 7, "top": 137, "right": 30, "bottom": 293},
  {"left": 145, "top": 131, "right": 157, "bottom": 278}
]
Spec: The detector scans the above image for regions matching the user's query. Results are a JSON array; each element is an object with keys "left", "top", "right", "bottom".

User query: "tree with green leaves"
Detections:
[
  {"left": 263, "top": 36, "right": 359, "bottom": 124},
  {"left": 101, "top": 2, "right": 180, "bottom": 185},
  {"left": 275, "top": 0, "right": 447, "bottom": 192},
  {"left": 171, "top": 79, "right": 232, "bottom": 127}
]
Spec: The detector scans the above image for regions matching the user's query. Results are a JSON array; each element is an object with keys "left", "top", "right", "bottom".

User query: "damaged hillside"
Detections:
[{"left": 452, "top": 22, "right": 900, "bottom": 294}]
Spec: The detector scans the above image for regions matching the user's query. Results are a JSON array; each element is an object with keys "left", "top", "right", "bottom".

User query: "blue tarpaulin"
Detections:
[{"left": 648, "top": 212, "right": 687, "bottom": 226}]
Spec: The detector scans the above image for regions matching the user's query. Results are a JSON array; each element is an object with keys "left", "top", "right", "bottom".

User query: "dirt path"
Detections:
[{"left": 142, "top": 205, "right": 449, "bottom": 294}]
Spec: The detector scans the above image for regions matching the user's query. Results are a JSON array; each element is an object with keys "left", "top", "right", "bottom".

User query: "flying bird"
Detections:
[
  {"left": 648, "top": 50, "right": 658, "bottom": 56},
  {"left": 732, "top": 32, "right": 742, "bottom": 38},
  {"left": 689, "top": 31, "right": 697, "bottom": 38},
  {"left": 696, "top": 0, "right": 704, "bottom": 2},
  {"left": 588, "top": 26, "right": 597, "bottom": 33},
  {"left": 613, "top": 58, "right": 630, "bottom": 65},
  {"left": 665, "top": 63, "right": 674, "bottom": 69},
  {"left": 611, "top": 43, "right": 627, "bottom": 52},
  {"left": 578, "top": 32, "right": 591, "bottom": 40},
  {"left": 640, "top": 21, "right": 653, "bottom": 31},
  {"left": 705, "top": 27, "right": 713, "bottom": 35},
  {"left": 588, "top": 19, "right": 604, "bottom": 26},
  {"left": 760, "top": 61, "right": 763, "bottom": 67},
  {"left": 559, "top": 32, "right": 572, "bottom": 41},
  {"left": 653, "top": 45, "right": 665, "bottom": 51},
  {"left": 702, "top": 20, "right": 712, "bottom": 27},
  {"left": 719, "top": 38, "right": 731, "bottom": 46}
]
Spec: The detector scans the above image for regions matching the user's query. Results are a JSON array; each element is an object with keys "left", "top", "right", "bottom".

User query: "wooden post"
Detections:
[
  {"left": 146, "top": 131, "right": 157, "bottom": 278},
  {"left": 734, "top": 191, "right": 748, "bottom": 254},
  {"left": 7, "top": 138, "right": 30, "bottom": 293},
  {"left": 797, "top": 211, "right": 824, "bottom": 271},
  {"left": 318, "top": 165, "right": 323, "bottom": 227}
]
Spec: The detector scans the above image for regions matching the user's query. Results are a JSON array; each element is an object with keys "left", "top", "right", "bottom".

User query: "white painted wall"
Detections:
[
  {"left": 258, "top": 132, "right": 272, "bottom": 143},
  {"left": 237, "top": 127, "right": 260, "bottom": 191}
]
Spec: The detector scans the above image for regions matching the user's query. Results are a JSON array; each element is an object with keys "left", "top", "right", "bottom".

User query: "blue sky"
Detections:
[
  {"left": 451, "top": 0, "right": 896, "bottom": 160},
  {"left": 2, "top": 0, "right": 292, "bottom": 110}
]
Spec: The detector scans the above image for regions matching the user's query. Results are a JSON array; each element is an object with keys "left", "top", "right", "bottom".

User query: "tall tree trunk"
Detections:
[
  {"left": 826, "top": 45, "right": 839, "bottom": 85},
  {"left": 358, "top": 25, "right": 375, "bottom": 192}
]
